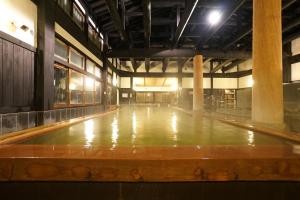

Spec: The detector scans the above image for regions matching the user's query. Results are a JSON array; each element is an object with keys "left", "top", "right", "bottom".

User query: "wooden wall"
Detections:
[{"left": 0, "top": 33, "right": 35, "bottom": 113}]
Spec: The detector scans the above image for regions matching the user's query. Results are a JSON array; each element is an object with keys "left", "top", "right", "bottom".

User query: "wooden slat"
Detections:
[
  {"left": 13, "top": 45, "right": 24, "bottom": 106},
  {"left": 2, "top": 40, "right": 14, "bottom": 106},
  {"left": 29, "top": 52, "right": 35, "bottom": 105},
  {"left": 23, "top": 49, "right": 31, "bottom": 106}
]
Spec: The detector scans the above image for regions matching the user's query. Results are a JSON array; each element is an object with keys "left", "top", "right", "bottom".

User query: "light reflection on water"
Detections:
[
  {"left": 84, "top": 119, "right": 95, "bottom": 147},
  {"left": 111, "top": 117, "right": 119, "bottom": 149},
  {"left": 247, "top": 130, "right": 255, "bottom": 146},
  {"left": 132, "top": 112, "right": 137, "bottom": 146},
  {"left": 171, "top": 112, "right": 178, "bottom": 147}
]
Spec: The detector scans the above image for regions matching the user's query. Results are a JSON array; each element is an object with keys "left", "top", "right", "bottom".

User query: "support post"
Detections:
[
  {"left": 193, "top": 55, "right": 203, "bottom": 111},
  {"left": 252, "top": 0, "right": 283, "bottom": 124},
  {"left": 36, "top": 0, "right": 55, "bottom": 111}
]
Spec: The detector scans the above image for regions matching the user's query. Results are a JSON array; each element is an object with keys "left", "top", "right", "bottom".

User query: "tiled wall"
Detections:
[{"left": 0, "top": 105, "right": 105, "bottom": 136}]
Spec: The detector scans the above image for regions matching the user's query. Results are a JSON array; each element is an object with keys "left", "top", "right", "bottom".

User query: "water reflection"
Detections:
[
  {"left": 84, "top": 119, "right": 95, "bottom": 147},
  {"left": 132, "top": 112, "right": 137, "bottom": 146},
  {"left": 171, "top": 112, "right": 178, "bottom": 147},
  {"left": 247, "top": 130, "right": 255, "bottom": 146},
  {"left": 111, "top": 117, "right": 119, "bottom": 149}
]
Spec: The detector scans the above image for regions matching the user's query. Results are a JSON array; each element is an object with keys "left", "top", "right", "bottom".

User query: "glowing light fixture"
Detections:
[{"left": 207, "top": 10, "right": 222, "bottom": 26}]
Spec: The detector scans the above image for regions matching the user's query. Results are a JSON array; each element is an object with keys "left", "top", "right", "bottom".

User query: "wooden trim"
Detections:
[{"left": 0, "top": 31, "right": 36, "bottom": 52}]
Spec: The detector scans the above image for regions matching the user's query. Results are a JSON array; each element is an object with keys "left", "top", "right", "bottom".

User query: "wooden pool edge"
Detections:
[
  {"left": 0, "top": 107, "right": 118, "bottom": 145},
  {"left": 1, "top": 145, "right": 300, "bottom": 182},
  {"left": 172, "top": 107, "right": 300, "bottom": 144}
]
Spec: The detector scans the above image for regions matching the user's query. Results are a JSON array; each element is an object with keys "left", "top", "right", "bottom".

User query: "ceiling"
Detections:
[
  {"left": 83, "top": 0, "right": 300, "bottom": 51},
  {"left": 82, "top": 0, "right": 300, "bottom": 73}
]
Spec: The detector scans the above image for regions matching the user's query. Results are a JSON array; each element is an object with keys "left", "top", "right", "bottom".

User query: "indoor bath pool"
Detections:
[{"left": 20, "top": 106, "right": 295, "bottom": 147}]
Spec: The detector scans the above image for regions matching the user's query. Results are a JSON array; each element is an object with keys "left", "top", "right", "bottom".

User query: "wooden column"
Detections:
[
  {"left": 36, "top": 0, "right": 55, "bottom": 111},
  {"left": 193, "top": 55, "right": 203, "bottom": 111},
  {"left": 252, "top": 0, "right": 283, "bottom": 124}
]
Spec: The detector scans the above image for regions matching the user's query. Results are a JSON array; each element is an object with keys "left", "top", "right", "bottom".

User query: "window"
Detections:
[
  {"left": 54, "top": 66, "right": 68, "bottom": 104},
  {"left": 69, "top": 70, "right": 84, "bottom": 104},
  {"left": 73, "top": 3, "right": 85, "bottom": 29},
  {"left": 55, "top": 39, "right": 68, "bottom": 61},
  {"left": 70, "top": 48, "right": 84, "bottom": 69},
  {"left": 58, "top": 0, "right": 71, "bottom": 14},
  {"left": 86, "top": 59, "right": 95, "bottom": 74},
  {"left": 95, "top": 81, "right": 101, "bottom": 103},
  {"left": 84, "top": 76, "right": 95, "bottom": 104},
  {"left": 54, "top": 37, "right": 104, "bottom": 107},
  {"left": 95, "top": 67, "right": 101, "bottom": 78}
]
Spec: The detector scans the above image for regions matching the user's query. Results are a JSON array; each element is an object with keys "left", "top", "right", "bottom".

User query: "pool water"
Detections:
[{"left": 21, "top": 106, "right": 295, "bottom": 147}]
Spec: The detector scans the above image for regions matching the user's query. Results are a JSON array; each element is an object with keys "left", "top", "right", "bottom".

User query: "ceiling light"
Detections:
[{"left": 208, "top": 10, "right": 222, "bottom": 26}]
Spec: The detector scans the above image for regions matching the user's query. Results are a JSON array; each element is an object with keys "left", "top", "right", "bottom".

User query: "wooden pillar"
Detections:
[
  {"left": 252, "top": 0, "right": 283, "bottom": 124},
  {"left": 193, "top": 55, "right": 203, "bottom": 111},
  {"left": 36, "top": 0, "right": 55, "bottom": 111}
]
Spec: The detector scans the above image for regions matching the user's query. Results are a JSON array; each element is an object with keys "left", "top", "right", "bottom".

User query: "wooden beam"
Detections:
[
  {"left": 222, "top": 59, "right": 245, "bottom": 72},
  {"left": 107, "top": 48, "right": 251, "bottom": 59},
  {"left": 105, "top": 0, "right": 128, "bottom": 41},
  {"left": 173, "top": 0, "right": 198, "bottom": 48},
  {"left": 211, "top": 59, "right": 235, "bottom": 73},
  {"left": 118, "top": 70, "right": 252, "bottom": 78},
  {"left": 145, "top": 58, "right": 150, "bottom": 72},
  {"left": 162, "top": 58, "right": 169, "bottom": 72},
  {"left": 223, "top": 0, "right": 297, "bottom": 50},
  {"left": 143, "top": 0, "right": 151, "bottom": 48}
]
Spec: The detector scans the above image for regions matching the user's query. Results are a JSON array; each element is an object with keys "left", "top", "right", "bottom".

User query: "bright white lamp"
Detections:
[{"left": 208, "top": 10, "right": 222, "bottom": 26}]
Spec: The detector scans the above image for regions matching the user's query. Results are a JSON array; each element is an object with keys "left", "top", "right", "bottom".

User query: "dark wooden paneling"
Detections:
[
  {"left": 13, "top": 45, "right": 24, "bottom": 106},
  {"left": 0, "top": 33, "right": 35, "bottom": 113},
  {"left": 2, "top": 40, "right": 14, "bottom": 106}
]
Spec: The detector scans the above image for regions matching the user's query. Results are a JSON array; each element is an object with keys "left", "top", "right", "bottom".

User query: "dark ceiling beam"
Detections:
[
  {"left": 211, "top": 59, "right": 235, "bottom": 73},
  {"left": 223, "top": 0, "right": 297, "bottom": 50},
  {"left": 162, "top": 58, "right": 169, "bottom": 72},
  {"left": 203, "top": 58, "right": 212, "bottom": 66},
  {"left": 104, "top": 0, "right": 128, "bottom": 41},
  {"left": 173, "top": 0, "right": 199, "bottom": 48},
  {"left": 130, "top": 58, "right": 138, "bottom": 72},
  {"left": 120, "top": 0, "right": 126, "bottom": 29},
  {"left": 180, "top": 57, "right": 192, "bottom": 66},
  {"left": 151, "top": 0, "right": 185, "bottom": 8},
  {"left": 145, "top": 58, "right": 150, "bottom": 72},
  {"left": 283, "top": 16, "right": 300, "bottom": 34},
  {"left": 222, "top": 59, "right": 245, "bottom": 72},
  {"left": 198, "top": 0, "right": 247, "bottom": 47},
  {"left": 127, "top": 12, "right": 143, "bottom": 17},
  {"left": 107, "top": 48, "right": 252, "bottom": 59},
  {"left": 143, "top": 0, "right": 151, "bottom": 48},
  {"left": 118, "top": 70, "right": 252, "bottom": 78}
]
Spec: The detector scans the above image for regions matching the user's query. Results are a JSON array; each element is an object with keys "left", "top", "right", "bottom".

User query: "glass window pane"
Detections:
[
  {"left": 54, "top": 66, "right": 68, "bottom": 104},
  {"left": 86, "top": 59, "right": 94, "bottom": 74},
  {"left": 95, "top": 67, "right": 101, "bottom": 78},
  {"left": 58, "top": 0, "right": 71, "bottom": 14},
  {"left": 55, "top": 39, "right": 68, "bottom": 60},
  {"left": 70, "top": 48, "right": 84, "bottom": 69},
  {"left": 73, "top": 4, "right": 85, "bottom": 29},
  {"left": 70, "top": 70, "right": 84, "bottom": 104},
  {"left": 85, "top": 76, "right": 94, "bottom": 104},
  {"left": 95, "top": 81, "right": 101, "bottom": 103}
]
